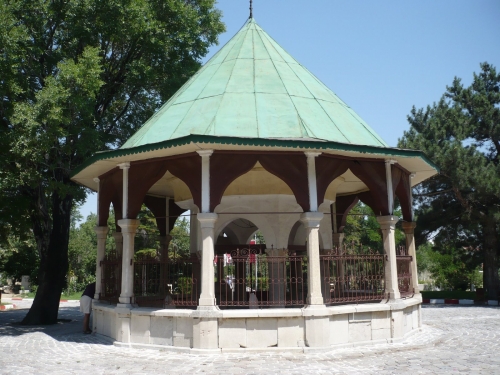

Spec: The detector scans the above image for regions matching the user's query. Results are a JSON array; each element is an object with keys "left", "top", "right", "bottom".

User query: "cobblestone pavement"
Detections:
[{"left": 0, "top": 304, "right": 499, "bottom": 374}]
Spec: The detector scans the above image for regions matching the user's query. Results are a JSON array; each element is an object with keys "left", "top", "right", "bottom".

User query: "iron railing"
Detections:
[
  {"left": 396, "top": 246, "right": 413, "bottom": 297},
  {"left": 101, "top": 244, "right": 411, "bottom": 308},
  {"left": 133, "top": 253, "right": 199, "bottom": 308},
  {"left": 320, "top": 245, "right": 385, "bottom": 305},
  {"left": 216, "top": 248, "right": 307, "bottom": 308},
  {"left": 100, "top": 250, "right": 122, "bottom": 304}
]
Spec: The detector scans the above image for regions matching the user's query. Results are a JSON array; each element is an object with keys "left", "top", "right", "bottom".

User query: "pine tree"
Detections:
[{"left": 399, "top": 63, "right": 500, "bottom": 299}]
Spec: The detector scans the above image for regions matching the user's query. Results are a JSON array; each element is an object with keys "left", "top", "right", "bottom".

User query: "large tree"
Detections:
[
  {"left": 399, "top": 63, "right": 500, "bottom": 299},
  {"left": 0, "top": 0, "right": 224, "bottom": 324}
]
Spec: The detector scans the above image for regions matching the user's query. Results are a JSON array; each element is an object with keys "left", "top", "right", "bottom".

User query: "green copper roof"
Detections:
[{"left": 122, "top": 18, "right": 388, "bottom": 149}]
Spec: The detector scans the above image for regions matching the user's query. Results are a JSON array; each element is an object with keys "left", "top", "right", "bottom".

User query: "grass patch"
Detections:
[
  {"left": 421, "top": 291, "right": 477, "bottom": 300},
  {"left": 61, "top": 291, "right": 83, "bottom": 300},
  {"left": 24, "top": 290, "right": 83, "bottom": 300}
]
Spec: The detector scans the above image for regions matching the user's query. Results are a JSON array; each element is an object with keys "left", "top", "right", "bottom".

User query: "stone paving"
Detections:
[{"left": 0, "top": 303, "right": 499, "bottom": 374}]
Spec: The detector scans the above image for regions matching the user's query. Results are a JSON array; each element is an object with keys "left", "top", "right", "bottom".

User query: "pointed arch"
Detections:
[
  {"left": 316, "top": 156, "right": 350, "bottom": 208},
  {"left": 316, "top": 155, "right": 389, "bottom": 216},
  {"left": 210, "top": 151, "right": 310, "bottom": 212},
  {"left": 98, "top": 168, "right": 122, "bottom": 227},
  {"left": 143, "top": 196, "right": 187, "bottom": 236},
  {"left": 335, "top": 194, "right": 360, "bottom": 233},
  {"left": 392, "top": 165, "right": 412, "bottom": 221},
  {"left": 210, "top": 152, "right": 259, "bottom": 212},
  {"left": 257, "top": 153, "right": 309, "bottom": 211}
]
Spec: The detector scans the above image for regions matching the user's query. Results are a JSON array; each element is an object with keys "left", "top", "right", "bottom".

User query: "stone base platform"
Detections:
[{"left": 92, "top": 296, "right": 422, "bottom": 353}]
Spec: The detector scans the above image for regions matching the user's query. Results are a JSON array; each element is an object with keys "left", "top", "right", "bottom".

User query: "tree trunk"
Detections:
[
  {"left": 21, "top": 190, "right": 73, "bottom": 325},
  {"left": 483, "top": 217, "right": 499, "bottom": 301}
]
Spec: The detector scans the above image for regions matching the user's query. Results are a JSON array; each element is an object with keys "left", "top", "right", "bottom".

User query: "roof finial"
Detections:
[{"left": 249, "top": 0, "right": 253, "bottom": 19}]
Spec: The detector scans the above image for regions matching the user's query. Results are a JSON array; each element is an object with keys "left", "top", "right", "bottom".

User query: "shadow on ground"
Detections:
[{"left": 0, "top": 307, "right": 113, "bottom": 345}]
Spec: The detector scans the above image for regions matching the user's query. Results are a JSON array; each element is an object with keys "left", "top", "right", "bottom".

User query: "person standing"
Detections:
[{"left": 80, "top": 282, "right": 95, "bottom": 334}]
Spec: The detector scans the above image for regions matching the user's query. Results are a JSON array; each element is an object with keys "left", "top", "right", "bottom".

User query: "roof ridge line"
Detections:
[
  {"left": 257, "top": 27, "right": 350, "bottom": 143},
  {"left": 255, "top": 28, "right": 303, "bottom": 137}
]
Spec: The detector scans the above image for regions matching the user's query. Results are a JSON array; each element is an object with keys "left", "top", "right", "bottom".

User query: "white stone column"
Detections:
[
  {"left": 117, "top": 219, "right": 139, "bottom": 306},
  {"left": 197, "top": 213, "right": 218, "bottom": 307},
  {"left": 300, "top": 212, "right": 324, "bottom": 305},
  {"left": 377, "top": 215, "right": 400, "bottom": 300},
  {"left": 112, "top": 231, "right": 123, "bottom": 257},
  {"left": 402, "top": 221, "right": 419, "bottom": 295},
  {"left": 94, "top": 226, "right": 109, "bottom": 300},
  {"left": 305, "top": 152, "right": 321, "bottom": 212},
  {"left": 117, "top": 162, "right": 130, "bottom": 218},
  {"left": 197, "top": 150, "right": 213, "bottom": 214}
]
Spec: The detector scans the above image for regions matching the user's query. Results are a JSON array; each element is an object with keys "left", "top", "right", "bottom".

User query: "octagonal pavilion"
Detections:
[{"left": 71, "top": 17, "right": 438, "bottom": 351}]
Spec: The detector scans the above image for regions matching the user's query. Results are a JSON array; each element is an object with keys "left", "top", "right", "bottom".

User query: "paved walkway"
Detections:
[{"left": 0, "top": 303, "right": 499, "bottom": 374}]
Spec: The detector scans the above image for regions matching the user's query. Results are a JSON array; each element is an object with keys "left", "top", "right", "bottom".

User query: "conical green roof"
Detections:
[{"left": 122, "top": 18, "right": 388, "bottom": 149}]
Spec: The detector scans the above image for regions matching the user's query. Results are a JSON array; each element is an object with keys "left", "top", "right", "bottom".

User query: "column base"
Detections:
[
  {"left": 117, "top": 303, "right": 134, "bottom": 309},
  {"left": 307, "top": 296, "right": 325, "bottom": 305},
  {"left": 196, "top": 305, "right": 220, "bottom": 311},
  {"left": 386, "top": 290, "right": 401, "bottom": 300},
  {"left": 198, "top": 297, "right": 217, "bottom": 307},
  {"left": 119, "top": 296, "right": 133, "bottom": 304}
]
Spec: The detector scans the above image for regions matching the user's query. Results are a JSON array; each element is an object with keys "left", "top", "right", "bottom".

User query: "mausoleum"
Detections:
[{"left": 71, "top": 15, "right": 438, "bottom": 352}]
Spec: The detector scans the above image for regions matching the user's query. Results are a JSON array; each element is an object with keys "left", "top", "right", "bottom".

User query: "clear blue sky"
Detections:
[{"left": 78, "top": 0, "right": 500, "bottom": 222}]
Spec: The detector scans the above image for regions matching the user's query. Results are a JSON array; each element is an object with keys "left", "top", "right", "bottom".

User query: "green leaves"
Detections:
[
  {"left": 399, "top": 63, "right": 500, "bottom": 297},
  {"left": 0, "top": 0, "right": 225, "bottom": 321}
]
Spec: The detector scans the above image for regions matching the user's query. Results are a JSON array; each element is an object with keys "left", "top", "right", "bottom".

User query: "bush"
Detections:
[{"left": 417, "top": 243, "right": 482, "bottom": 291}]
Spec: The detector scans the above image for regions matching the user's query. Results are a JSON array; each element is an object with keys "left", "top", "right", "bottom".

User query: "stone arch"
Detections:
[
  {"left": 216, "top": 225, "right": 239, "bottom": 246},
  {"left": 214, "top": 213, "right": 276, "bottom": 249},
  {"left": 287, "top": 220, "right": 325, "bottom": 249}
]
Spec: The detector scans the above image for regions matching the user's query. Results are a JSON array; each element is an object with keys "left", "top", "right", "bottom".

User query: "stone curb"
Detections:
[
  {"left": 0, "top": 304, "right": 16, "bottom": 310},
  {"left": 1, "top": 298, "right": 78, "bottom": 303},
  {"left": 422, "top": 298, "right": 499, "bottom": 306}
]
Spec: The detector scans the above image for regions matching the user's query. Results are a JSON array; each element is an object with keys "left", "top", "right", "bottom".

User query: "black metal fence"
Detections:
[
  {"left": 396, "top": 246, "right": 413, "bottom": 297},
  {"left": 320, "top": 245, "right": 386, "bottom": 305},
  {"left": 100, "top": 243, "right": 412, "bottom": 308},
  {"left": 100, "top": 250, "right": 121, "bottom": 304},
  {"left": 133, "top": 253, "right": 199, "bottom": 308},
  {"left": 216, "top": 248, "right": 307, "bottom": 308}
]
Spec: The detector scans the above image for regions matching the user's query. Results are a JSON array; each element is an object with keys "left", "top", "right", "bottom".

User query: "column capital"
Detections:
[
  {"left": 117, "top": 219, "right": 139, "bottom": 233},
  {"left": 304, "top": 151, "right": 321, "bottom": 158},
  {"left": 401, "top": 221, "right": 417, "bottom": 234},
  {"left": 94, "top": 226, "right": 109, "bottom": 239},
  {"left": 197, "top": 213, "right": 218, "bottom": 228},
  {"left": 385, "top": 159, "right": 397, "bottom": 165},
  {"left": 300, "top": 212, "right": 324, "bottom": 228},
  {"left": 197, "top": 150, "right": 214, "bottom": 157},
  {"left": 117, "top": 162, "right": 130, "bottom": 169},
  {"left": 93, "top": 177, "right": 100, "bottom": 183},
  {"left": 376, "top": 215, "right": 399, "bottom": 229}
]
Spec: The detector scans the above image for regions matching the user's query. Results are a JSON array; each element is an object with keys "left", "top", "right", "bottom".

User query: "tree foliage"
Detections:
[
  {"left": 0, "top": 0, "right": 224, "bottom": 324},
  {"left": 342, "top": 202, "right": 405, "bottom": 251},
  {"left": 399, "top": 63, "right": 500, "bottom": 299},
  {"left": 416, "top": 242, "right": 483, "bottom": 291}
]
